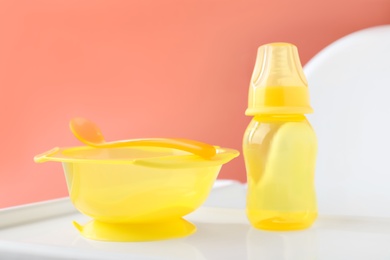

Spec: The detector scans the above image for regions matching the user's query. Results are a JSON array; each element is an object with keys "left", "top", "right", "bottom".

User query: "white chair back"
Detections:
[{"left": 304, "top": 25, "right": 390, "bottom": 217}]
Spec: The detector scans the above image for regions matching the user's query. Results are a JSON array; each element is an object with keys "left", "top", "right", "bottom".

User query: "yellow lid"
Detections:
[{"left": 245, "top": 42, "right": 313, "bottom": 115}]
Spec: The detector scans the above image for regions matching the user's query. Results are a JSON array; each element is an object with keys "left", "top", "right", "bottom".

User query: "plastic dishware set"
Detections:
[{"left": 35, "top": 42, "right": 318, "bottom": 242}]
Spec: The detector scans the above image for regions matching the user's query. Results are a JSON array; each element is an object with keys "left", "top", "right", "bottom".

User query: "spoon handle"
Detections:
[{"left": 89, "top": 138, "right": 217, "bottom": 158}]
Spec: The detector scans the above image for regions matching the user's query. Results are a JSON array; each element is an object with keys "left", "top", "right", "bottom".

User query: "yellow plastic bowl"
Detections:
[{"left": 35, "top": 145, "right": 239, "bottom": 242}]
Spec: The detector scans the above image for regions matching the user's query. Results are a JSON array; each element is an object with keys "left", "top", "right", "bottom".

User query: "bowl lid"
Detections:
[{"left": 34, "top": 146, "right": 239, "bottom": 169}]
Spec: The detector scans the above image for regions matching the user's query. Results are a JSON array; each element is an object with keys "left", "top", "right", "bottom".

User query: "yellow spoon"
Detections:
[{"left": 69, "top": 117, "right": 217, "bottom": 158}]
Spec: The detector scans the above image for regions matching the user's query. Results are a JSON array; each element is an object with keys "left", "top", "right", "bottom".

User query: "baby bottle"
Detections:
[{"left": 243, "top": 43, "right": 318, "bottom": 230}]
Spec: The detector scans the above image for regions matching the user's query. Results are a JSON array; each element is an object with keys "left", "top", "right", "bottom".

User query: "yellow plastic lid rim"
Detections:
[
  {"left": 245, "top": 106, "right": 313, "bottom": 116},
  {"left": 34, "top": 146, "right": 240, "bottom": 169}
]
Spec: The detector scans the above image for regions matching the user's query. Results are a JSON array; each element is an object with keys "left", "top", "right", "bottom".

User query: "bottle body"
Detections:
[{"left": 243, "top": 114, "right": 317, "bottom": 230}]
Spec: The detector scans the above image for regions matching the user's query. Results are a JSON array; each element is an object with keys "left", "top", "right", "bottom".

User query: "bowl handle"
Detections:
[{"left": 34, "top": 147, "right": 60, "bottom": 163}]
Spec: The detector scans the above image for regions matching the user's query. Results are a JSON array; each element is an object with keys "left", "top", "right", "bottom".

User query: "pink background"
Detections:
[{"left": 1, "top": 0, "right": 389, "bottom": 208}]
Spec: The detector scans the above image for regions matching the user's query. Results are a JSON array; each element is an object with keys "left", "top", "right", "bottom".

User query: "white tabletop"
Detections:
[{"left": 1, "top": 181, "right": 390, "bottom": 259}]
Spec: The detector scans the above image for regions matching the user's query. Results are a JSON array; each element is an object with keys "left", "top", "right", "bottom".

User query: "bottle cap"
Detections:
[{"left": 245, "top": 42, "right": 313, "bottom": 115}]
